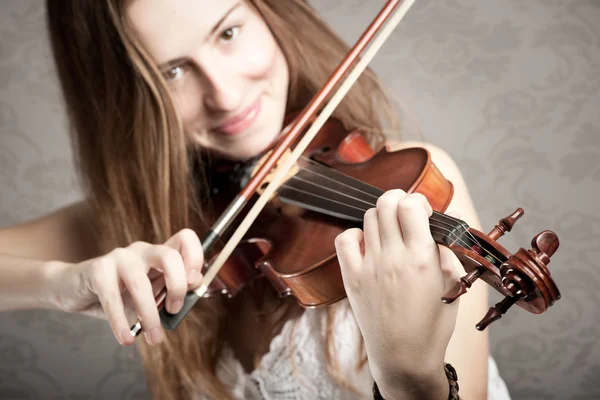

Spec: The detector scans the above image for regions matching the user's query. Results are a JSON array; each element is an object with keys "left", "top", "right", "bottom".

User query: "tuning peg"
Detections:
[
  {"left": 441, "top": 267, "right": 483, "bottom": 304},
  {"left": 476, "top": 293, "right": 518, "bottom": 331},
  {"left": 475, "top": 282, "right": 522, "bottom": 331},
  {"left": 500, "top": 230, "right": 561, "bottom": 308},
  {"left": 530, "top": 230, "right": 559, "bottom": 265},
  {"left": 488, "top": 208, "right": 524, "bottom": 240}
]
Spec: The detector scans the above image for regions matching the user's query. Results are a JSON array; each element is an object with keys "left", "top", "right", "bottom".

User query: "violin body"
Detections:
[
  {"left": 203, "top": 119, "right": 446, "bottom": 302},
  {"left": 202, "top": 118, "right": 560, "bottom": 330},
  {"left": 257, "top": 125, "right": 455, "bottom": 307}
]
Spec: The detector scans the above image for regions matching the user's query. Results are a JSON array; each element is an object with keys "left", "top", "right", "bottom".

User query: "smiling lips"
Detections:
[{"left": 214, "top": 96, "right": 262, "bottom": 136}]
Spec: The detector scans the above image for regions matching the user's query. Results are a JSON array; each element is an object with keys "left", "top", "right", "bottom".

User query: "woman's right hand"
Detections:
[{"left": 47, "top": 228, "right": 204, "bottom": 347}]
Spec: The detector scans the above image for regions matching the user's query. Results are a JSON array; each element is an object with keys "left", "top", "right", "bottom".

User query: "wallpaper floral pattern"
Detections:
[{"left": 1, "top": 0, "right": 598, "bottom": 399}]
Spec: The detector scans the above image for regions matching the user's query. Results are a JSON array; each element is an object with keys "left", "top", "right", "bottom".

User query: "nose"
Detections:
[{"left": 202, "top": 64, "right": 243, "bottom": 113}]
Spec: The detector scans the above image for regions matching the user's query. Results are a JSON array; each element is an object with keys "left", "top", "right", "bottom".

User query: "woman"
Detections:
[{"left": 0, "top": 0, "right": 511, "bottom": 399}]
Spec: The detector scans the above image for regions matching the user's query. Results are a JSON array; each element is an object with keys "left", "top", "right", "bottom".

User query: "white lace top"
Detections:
[{"left": 199, "top": 300, "right": 512, "bottom": 400}]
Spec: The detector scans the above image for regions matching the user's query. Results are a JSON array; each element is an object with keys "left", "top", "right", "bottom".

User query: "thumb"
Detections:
[
  {"left": 440, "top": 209, "right": 461, "bottom": 283},
  {"left": 437, "top": 210, "right": 462, "bottom": 290},
  {"left": 438, "top": 245, "right": 461, "bottom": 283}
]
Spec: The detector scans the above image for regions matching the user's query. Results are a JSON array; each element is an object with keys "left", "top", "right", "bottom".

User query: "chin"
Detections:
[
  {"left": 225, "top": 126, "right": 283, "bottom": 162},
  {"left": 190, "top": 117, "right": 284, "bottom": 163},
  {"left": 229, "top": 140, "right": 274, "bottom": 162}
]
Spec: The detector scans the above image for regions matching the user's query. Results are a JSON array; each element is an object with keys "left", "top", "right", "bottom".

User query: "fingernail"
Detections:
[
  {"left": 188, "top": 268, "right": 200, "bottom": 283},
  {"left": 170, "top": 300, "right": 183, "bottom": 313},
  {"left": 119, "top": 328, "right": 131, "bottom": 346},
  {"left": 150, "top": 327, "right": 164, "bottom": 344}
]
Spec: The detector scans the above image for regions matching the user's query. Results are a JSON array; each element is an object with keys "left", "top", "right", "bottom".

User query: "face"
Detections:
[{"left": 127, "top": 0, "right": 290, "bottom": 161}]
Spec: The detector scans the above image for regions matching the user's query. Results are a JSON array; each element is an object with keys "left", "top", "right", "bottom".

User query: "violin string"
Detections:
[
  {"left": 292, "top": 158, "right": 469, "bottom": 236},
  {"left": 288, "top": 167, "right": 471, "bottom": 242},
  {"left": 279, "top": 158, "right": 502, "bottom": 265},
  {"left": 287, "top": 174, "right": 379, "bottom": 210},
  {"left": 297, "top": 156, "right": 485, "bottom": 248},
  {"left": 298, "top": 156, "right": 379, "bottom": 201},
  {"left": 282, "top": 180, "right": 501, "bottom": 265},
  {"left": 282, "top": 179, "right": 478, "bottom": 251},
  {"left": 294, "top": 156, "right": 469, "bottom": 235}
]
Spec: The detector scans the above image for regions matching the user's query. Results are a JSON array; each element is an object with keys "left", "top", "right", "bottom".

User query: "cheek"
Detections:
[
  {"left": 238, "top": 27, "right": 280, "bottom": 80},
  {"left": 173, "top": 85, "right": 203, "bottom": 126}
]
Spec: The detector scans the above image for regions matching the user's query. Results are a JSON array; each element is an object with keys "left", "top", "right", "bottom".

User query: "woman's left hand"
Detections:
[{"left": 334, "top": 189, "right": 461, "bottom": 396}]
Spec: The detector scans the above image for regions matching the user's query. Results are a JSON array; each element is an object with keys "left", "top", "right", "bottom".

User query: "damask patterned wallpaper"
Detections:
[{"left": 1, "top": 0, "right": 599, "bottom": 399}]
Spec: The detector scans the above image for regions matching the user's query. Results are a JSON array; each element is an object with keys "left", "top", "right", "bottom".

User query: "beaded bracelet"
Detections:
[{"left": 372, "top": 363, "right": 460, "bottom": 400}]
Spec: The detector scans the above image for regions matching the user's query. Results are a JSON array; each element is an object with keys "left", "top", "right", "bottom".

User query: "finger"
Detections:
[
  {"left": 396, "top": 193, "right": 434, "bottom": 247},
  {"left": 438, "top": 245, "right": 461, "bottom": 290},
  {"left": 165, "top": 228, "right": 205, "bottom": 288},
  {"left": 362, "top": 207, "right": 380, "bottom": 258},
  {"left": 128, "top": 241, "right": 188, "bottom": 314},
  {"left": 89, "top": 259, "right": 134, "bottom": 347},
  {"left": 335, "top": 228, "right": 364, "bottom": 272},
  {"left": 112, "top": 249, "right": 164, "bottom": 345},
  {"left": 122, "top": 275, "right": 165, "bottom": 316},
  {"left": 375, "top": 190, "right": 406, "bottom": 250},
  {"left": 335, "top": 228, "right": 365, "bottom": 295},
  {"left": 140, "top": 245, "right": 188, "bottom": 315}
]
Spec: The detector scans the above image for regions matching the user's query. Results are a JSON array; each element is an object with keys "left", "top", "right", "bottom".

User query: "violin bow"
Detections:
[{"left": 130, "top": 0, "right": 416, "bottom": 337}]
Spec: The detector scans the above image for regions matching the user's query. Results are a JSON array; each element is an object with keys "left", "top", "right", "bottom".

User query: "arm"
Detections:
[
  {"left": 0, "top": 200, "right": 204, "bottom": 347},
  {"left": 0, "top": 200, "right": 98, "bottom": 311},
  {"left": 386, "top": 140, "right": 489, "bottom": 399}
]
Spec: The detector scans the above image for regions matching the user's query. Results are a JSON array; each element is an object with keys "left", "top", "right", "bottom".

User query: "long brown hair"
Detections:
[{"left": 46, "top": 1, "right": 401, "bottom": 398}]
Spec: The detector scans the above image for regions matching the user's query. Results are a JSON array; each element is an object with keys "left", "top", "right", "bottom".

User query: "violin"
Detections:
[
  {"left": 188, "top": 117, "right": 561, "bottom": 331},
  {"left": 129, "top": 0, "right": 561, "bottom": 337}
]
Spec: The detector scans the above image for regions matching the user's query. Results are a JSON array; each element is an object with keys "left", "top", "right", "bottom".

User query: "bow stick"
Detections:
[{"left": 130, "top": 0, "right": 416, "bottom": 337}]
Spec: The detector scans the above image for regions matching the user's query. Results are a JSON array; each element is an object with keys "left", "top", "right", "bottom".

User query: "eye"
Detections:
[
  {"left": 163, "top": 66, "right": 184, "bottom": 82},
  {"left": 219, "top": 26, "right": 240, "bottom": 42}
]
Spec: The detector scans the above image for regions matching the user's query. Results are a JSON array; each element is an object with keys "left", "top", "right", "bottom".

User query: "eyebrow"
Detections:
[
  {"left": 208, "top": 1, "right": 241, "bottom": 41},
  {"left": 157, "top": 1, "right": 242, "bottom": 71}
]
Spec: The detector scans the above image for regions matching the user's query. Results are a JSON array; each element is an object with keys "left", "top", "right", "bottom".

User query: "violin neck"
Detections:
[
  {"left": 274, "top": 157, "right": 470, "bottom": 249},
  {"left": 429, "top": 211, "right": 472, "bottom": 248}
]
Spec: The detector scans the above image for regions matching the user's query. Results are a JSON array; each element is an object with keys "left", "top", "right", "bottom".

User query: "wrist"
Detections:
[
  {"left": 42, "top": 260, "right": 71, "bottom": 311},
  {"left": 374, "top": 364, "right": 449, "bottom": 400}
]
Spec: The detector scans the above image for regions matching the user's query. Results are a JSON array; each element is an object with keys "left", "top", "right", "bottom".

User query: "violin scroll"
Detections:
[
  {"left": 441, "top": 209, "right": 561, "bottom": 330},
  {"left": 476, "top": 230, "right": 561, "bottom": 330}
]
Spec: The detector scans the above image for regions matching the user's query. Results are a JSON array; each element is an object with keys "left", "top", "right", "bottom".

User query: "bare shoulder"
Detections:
[
  {"left": 0, "top": 200, "right": 99, "bottom": 263},
  {"left": 385, "top": 139, "right": 483, "bottom": 231}
]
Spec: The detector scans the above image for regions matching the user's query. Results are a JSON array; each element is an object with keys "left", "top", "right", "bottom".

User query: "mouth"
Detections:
[{"left": 213, "top": 96, "right": 262, "bottom": 137}]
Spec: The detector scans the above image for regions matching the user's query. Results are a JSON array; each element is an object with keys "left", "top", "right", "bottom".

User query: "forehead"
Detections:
[{"left": 126, "top": 0, "right": 240, "bottom": 63}]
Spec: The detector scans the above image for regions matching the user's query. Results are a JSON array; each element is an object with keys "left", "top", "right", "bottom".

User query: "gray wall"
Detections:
[{"left": 1, "top": 0, "right": 599, "bottom": 398}]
